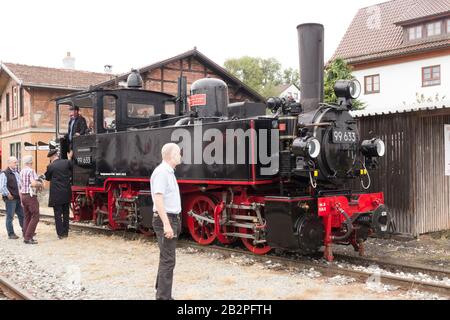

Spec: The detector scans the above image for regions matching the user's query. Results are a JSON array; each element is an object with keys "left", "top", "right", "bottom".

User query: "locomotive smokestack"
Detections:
[{"left": 297, "top": 23, "right": 324, "bottom": 112}]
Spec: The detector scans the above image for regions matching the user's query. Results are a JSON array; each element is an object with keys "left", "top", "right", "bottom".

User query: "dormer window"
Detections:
[
  {"left": 426, "top": 21, "right": 441, "bottom": 36},
  {"left": 408, "top": 25, "right": 422, "bottom": 40}
]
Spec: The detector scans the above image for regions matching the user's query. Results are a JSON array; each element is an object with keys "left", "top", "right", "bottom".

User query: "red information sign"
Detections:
[{"left": 189, "top": 94, "right": 207, "bottom": 107}]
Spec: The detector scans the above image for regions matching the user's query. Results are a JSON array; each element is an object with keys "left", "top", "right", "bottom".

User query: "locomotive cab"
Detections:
[{"left": 55, "top": 88, "right": 178, "bottom": 156}]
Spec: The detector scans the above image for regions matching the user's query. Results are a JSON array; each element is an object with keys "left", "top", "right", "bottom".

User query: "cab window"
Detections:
[
  {"left": 128, "top": 103, "right": 155, "bottom": 118},
  {"left": 103, "top": 95, "right": 117, "bottom": 130},
  {"left": 165, "top": 101, "right": 176, "bottom": 115}
]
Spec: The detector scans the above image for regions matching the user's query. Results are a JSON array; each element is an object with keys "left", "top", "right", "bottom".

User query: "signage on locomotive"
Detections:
[
  {"left": 445, "top": 125, "right": 450, "bottom": 176},
  {"left": 188, "top": 94, "right": 207, "bottom": 107}
]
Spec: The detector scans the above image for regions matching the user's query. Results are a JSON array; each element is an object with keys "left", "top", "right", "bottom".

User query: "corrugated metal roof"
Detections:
[{"left": 351, "top": 100, "right": 450, "bottom": 117}]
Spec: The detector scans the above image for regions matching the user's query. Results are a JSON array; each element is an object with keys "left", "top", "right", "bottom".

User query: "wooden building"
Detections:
[
  {"left": 93, "top": 48, "right": 265, "bottom": 103},
  {"left": 353, "top": 104, "right": 450, "bottom": 236}
]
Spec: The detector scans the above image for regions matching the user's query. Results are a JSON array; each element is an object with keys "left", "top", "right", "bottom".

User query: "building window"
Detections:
[
  {"left": 6, "top": 93, "right": 10, "bottom": 121},
  {"left": 427, "top": 21, "right": 441, "bottom": 36},
  {"left": 364, "top": 74, "right": 380, "bottom": 94},
  {"left": 12, "top": 86, "right": 19, "bottom": 119},
  {"left": 447, "top": 19, "right": 450, "bottom": 33},
  {"left": 422, "top": 65, "right": 440, "bottom": 87},
  {"left": 19, "top": 87, "right": 24, "bottom": 117},
  {"left": 408, "top": 25, "right": 422, "bottom": 40},
  {"left": 10, "top": 142, "right": 21, "bottom": 170}
]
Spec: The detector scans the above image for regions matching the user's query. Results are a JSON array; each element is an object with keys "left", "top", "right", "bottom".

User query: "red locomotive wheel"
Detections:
[
  {"left": 186, "top": 195, "right": 217, "bottom": 245},
  {"left": 239, "top": 226, "right": 271, "bottom": 255}
]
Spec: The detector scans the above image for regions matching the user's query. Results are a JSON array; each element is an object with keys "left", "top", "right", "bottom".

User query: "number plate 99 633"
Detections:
[{"left": 332, "top": 129, "right": 357, "bottom": 143}]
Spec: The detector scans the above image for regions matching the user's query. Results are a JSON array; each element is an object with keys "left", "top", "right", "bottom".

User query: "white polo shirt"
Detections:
[{"left": 150, "top": 161, "right": 181, "bottom": 214}]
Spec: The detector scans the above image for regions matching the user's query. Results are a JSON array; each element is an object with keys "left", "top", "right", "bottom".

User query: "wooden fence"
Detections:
[{"left": 356, "top": 109, "right": 450, "bottom": 236}]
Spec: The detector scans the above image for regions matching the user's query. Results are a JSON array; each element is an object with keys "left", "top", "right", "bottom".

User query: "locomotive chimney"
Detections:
[{"left": 297, "top": 23, "right": 324, "bottom": 112}]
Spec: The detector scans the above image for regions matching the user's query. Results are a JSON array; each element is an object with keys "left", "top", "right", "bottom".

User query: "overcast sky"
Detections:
[{"left": 0, "top": 0, "right": 383, "bottom": 74}]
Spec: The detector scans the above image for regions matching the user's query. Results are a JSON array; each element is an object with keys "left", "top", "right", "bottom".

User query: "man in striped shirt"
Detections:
[{"left": 19, "top": 155, "right": 43, "bottom": 244}]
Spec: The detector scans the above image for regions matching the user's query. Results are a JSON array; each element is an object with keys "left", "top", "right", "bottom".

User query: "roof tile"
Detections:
[
  {"left": 2, "top": 63, "right": 113, "bottom": 90},
  {"left": 332, "top": 0, "right": 450, "bottom": 64}
]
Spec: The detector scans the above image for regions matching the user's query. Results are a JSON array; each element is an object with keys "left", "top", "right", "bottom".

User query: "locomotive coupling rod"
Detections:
[
  {"left": 226, "top": 203, "right": 259, "bottom": 210},
  {"left": 187, "top": 210, "right": 214, "bottom": 224}
]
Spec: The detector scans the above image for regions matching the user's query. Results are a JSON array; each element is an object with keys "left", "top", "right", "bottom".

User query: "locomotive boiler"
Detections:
[{"left": 54, "top": 23, "right": 390, "bottom": 261}]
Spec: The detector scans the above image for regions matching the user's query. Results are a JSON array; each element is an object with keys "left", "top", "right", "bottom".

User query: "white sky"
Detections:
[{"left": 0, "top": 0, "right": 383, "bottom": 74}]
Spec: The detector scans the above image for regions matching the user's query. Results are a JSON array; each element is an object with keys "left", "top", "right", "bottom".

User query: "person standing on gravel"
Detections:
[
  {"left": 0, "top": 157, "right": 24, "bottom": 239},
  {"left": 20, "top": 155, "right": 43, "bottom": 244},
  {"left": 150, "top": 143, "right": 182, "bottom": 300},
  {"left": 44, "top": 150, "right": 73, "bottom": 239}
]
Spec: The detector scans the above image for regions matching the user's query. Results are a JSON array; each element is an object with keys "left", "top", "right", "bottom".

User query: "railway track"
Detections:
[
  {"left": 0, "top": 275, "right": 35, "bottom": 300},
  {"left": 2, "top": 210, "right": 450, "bottom": 298}
]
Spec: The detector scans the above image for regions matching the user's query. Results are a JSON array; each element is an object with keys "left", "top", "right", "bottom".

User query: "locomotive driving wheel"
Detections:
[
  {"left": 238, "top": 210, "right": 271, "bottom": 255},
  {"left": 239, "top": 226, "right": 271, "bottom": 255},
  {"left": 186, "top": 194, "right": 217, "bottom": 245}
]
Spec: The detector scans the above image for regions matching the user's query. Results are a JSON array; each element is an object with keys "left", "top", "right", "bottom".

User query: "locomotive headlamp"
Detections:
[
  {"left": 334, "top": 79, "right": 361, "bottom": 100},
  {"left": 292, "top": 136, "right": 321, "bottom": 159},
  {"left": 361, "top": 138, "right": 385, "bottom": 157},
  {"left": 267, "top": 97, "right": 283, "bottom": 113}
]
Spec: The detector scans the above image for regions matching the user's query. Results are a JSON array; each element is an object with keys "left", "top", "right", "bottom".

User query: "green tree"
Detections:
[
  {"left": 224, "top": 56, "right": 294, "bottom": 98},
  {"left": 282, "top": 67, "right": 300, "bottom": 88},
  {"left": 224, "top": 56, "right": 265, "bottom": 93},
  {"left": 324, "top": 58, "right": 365, "bottom": 110}
]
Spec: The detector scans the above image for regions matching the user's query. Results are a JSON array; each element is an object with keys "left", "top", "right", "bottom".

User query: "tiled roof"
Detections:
[
  {"left": 332, "top": 0, "right": 450, "bottom": 64},
  {"left": 275, "top": 84, "right": 292, "bottom": 94},
  {"left": 396, "top": 0, "right": 450, "bottom": 25},
  {"left": 0, "top": 62, "right": 114, "bottom": 90}
]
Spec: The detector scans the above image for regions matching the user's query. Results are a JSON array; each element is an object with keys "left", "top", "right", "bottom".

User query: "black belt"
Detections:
[{"left": 154, "top": 211, "right": 180, "bottom": 217}]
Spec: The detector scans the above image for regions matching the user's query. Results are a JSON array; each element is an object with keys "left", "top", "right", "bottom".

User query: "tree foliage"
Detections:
[
  {"left": 225, "top": 56, "right": 362, "bottom": 109},
  {"left": 324, "top": 58, "right": 365, "bottom": 110},
  {"left": 224, "top": 56, "right": 299, "bottom": 99}
]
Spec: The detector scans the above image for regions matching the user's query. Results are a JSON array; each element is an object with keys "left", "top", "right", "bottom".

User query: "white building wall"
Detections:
[
  {"left": 352, "top": 55, "right": 450, "bottom": 112},
  {"left": 280, "top": 85, "right": 301, "bottom": 102}
]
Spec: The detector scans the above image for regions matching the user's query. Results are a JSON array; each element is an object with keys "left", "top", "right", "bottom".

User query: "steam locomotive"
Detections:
[{"left": 54, "top": 23, "right": 390, "bottom": 261}]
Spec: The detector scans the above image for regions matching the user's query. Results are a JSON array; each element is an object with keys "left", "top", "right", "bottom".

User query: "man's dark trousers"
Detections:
[
  {"left": 53, "top": 203, "right": 70, "bottom": 237},
  {"left": 152, "top": 213, "right": 180, "bottom": 300}
]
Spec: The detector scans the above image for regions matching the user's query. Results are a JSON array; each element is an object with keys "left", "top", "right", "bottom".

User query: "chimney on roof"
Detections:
[
  {"left": 104, "top": 65, "right": 113, "bottom": 74},
  {"left": 63, "top": 52, "right": 75, "bottom": 69}
]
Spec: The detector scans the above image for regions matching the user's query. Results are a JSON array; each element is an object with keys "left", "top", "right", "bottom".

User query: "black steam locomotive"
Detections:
[{"left": 54, "top": 23, "right": 390, "bottom": 261}]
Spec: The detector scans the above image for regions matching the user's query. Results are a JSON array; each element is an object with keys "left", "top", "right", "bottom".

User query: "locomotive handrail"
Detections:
[{"left": 298, "top": 122, "right": 333, "bottom": 127}]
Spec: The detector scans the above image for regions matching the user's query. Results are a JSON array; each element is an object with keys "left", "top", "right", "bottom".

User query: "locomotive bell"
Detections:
[{"left": 127, "top": 69, "right": 143, "bottom": 88}]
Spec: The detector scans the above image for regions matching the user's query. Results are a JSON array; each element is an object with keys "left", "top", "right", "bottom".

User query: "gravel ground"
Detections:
[
  {"left": 333, "top": 234, "right": 450, "bottom": 269},
  {"left": 0, "top": 216, "right": 446, "bottom": 300}
]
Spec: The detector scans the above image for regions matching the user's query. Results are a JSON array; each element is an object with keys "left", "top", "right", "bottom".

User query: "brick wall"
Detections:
[
  {"left": 0, "top": 78, "right": 31, "bottom": 134},
  {"left": 1, "top": 79, "right": 76, "bottom": 170},
  {"left": 1, "top": 132, "right": 54, "bottom": 175}
]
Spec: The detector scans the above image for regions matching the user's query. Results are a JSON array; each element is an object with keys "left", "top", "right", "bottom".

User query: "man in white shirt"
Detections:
[{"left": 151, "top": 143, "right": 182, "bottom": 300}]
